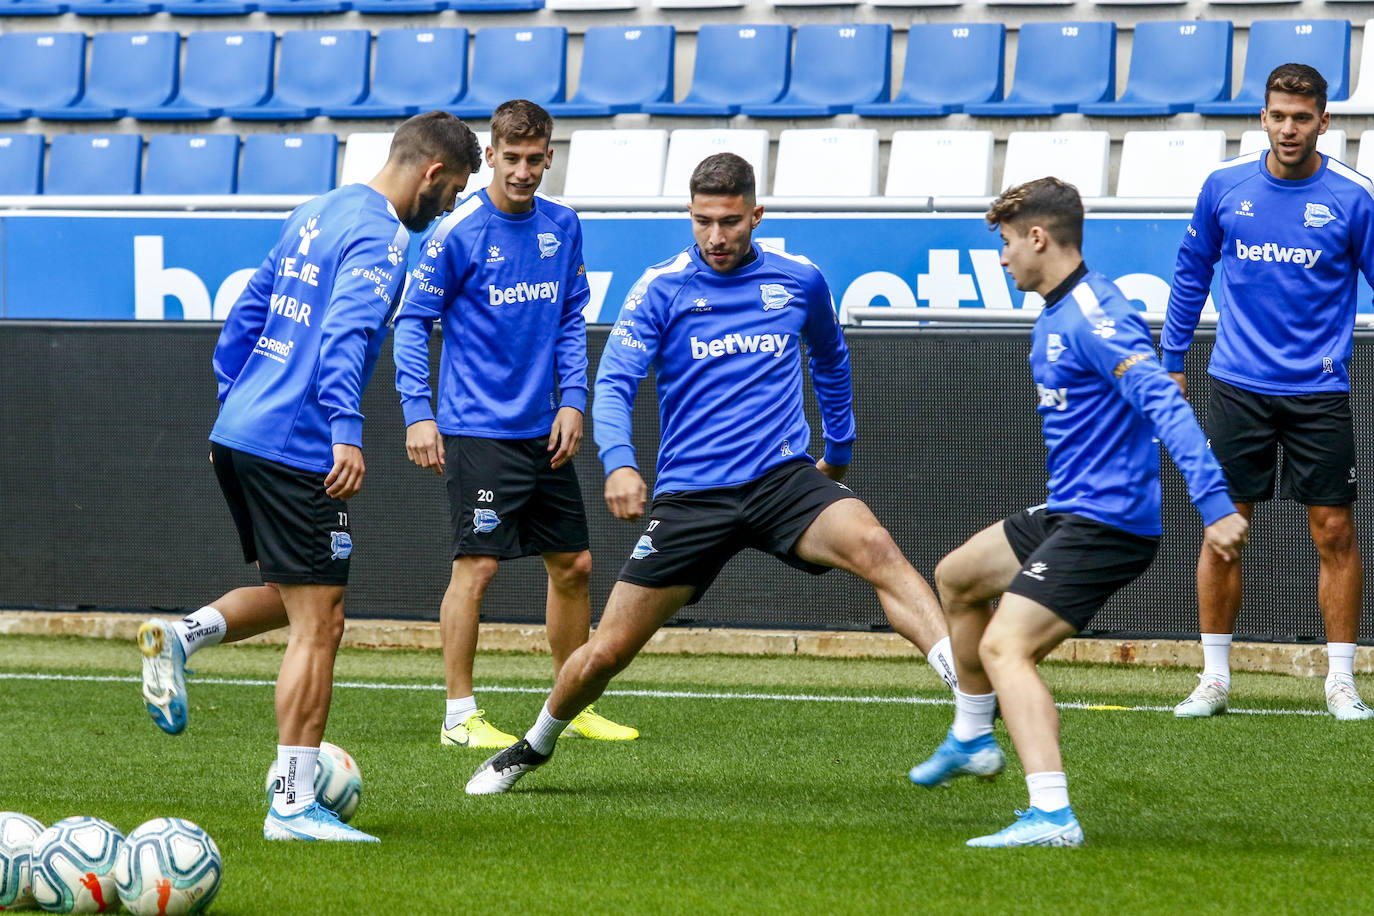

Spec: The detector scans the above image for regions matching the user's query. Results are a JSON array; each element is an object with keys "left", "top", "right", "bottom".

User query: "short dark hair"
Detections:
[
  {"left": 1266, "top": 62, "right": 1328, "bottom": 113},
  {"left": 689, "top": 153, "right": 755, "bottom": 201},
  {"left": 389, "top": 110, "right": 482, "bottom": 176},
  {"left": 490, "top": 99, "right": 553, "bottom": 148},
  {"left": 986, "top": 177, "right": 1084, "bottom": 250}
]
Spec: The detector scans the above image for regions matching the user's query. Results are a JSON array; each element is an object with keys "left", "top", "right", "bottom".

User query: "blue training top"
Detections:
[
  {"left": 211, "top": 183, "right": 410, "bottom": 473},
  {"left": 594, "top": 242, "right": 856, "bottom": 496},
  {"left": 1163, "top": 151, "right": 1374, "bottom": 395}
]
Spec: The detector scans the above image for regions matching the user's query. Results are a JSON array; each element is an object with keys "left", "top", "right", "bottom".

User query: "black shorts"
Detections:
[
  {"left": 1002, "top": 507, "right": 1159, "bottom": 632},
  {"left": 1207, "top": 377, "right": 1357, "bottom": 506},
  {"left": 211, "top": 443, "right": 352, "bottom": 586},
  {"left": 617, "top": 460, "right": 858, "bottom": 605},
  {"left": 444, "top": 435, "right": 589, "bottom": 559}
]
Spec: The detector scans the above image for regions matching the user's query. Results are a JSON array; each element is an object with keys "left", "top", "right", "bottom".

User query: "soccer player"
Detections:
[
  {"left": 906, "top": 178, "right": 1248, "bottom": 847},
  {"left": 136, "top": 111, "right": 482, "bottom": 842},
  {"left": 392, "top": 99, "right": 637, "bottom": 749},
  {"left": 464, "top": 152, "right": 960, "bottom": 796},
  {"left": 1165, "top": 63, "right": 1374, "bottom": 721}
]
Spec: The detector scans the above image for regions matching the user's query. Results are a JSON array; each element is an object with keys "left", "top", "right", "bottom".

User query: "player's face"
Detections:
[
  {"left": 998, "top": 222, "right": 1041, "bottom": 292},
  {"left": 1261, "top": 91, "right": 1328, "bottom": 180},
  {"left": 689, "top": 193, "right": 763, "bottom": 273},
  {"left": 486, "top": 136, "right": 551, "bottom": 213},
  {"left": 403, "top": 166, "right": 470, "bottom": 232}
]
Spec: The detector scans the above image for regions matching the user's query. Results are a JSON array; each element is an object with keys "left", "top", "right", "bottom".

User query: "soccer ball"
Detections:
[
  {"left": 0, "top": 811, "right": 45, "bottom": 910},
  {"left": 28, "top": 816, "right": 123, "bottom": 914},
  {"left": 264, "top": 741, "right": 362, "bottom": 822},
  {"left": 114, "top": 818, "right": 221, "bottom": 916}
]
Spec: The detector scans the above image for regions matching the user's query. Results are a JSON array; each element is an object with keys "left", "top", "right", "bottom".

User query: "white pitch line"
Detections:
[{"left": 0, "top": 671, "right": 1329, "bottom": 716}]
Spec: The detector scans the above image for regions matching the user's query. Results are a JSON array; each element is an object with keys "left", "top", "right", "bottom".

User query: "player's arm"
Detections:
[
  {"left": 800, "top": 268, "right": 856, "bottom": 479},
  {"left": 394, "top": 231, "right": 461, "bottom": 475},
  {"left": 549, "top": 220, "right": 593, "bottom": 469},
  {"left": 212, "top": 250, "right": 276, "bottom": 402},
  {"left": 1161, "top": 179, "right": 1224, "bottom": 394}
]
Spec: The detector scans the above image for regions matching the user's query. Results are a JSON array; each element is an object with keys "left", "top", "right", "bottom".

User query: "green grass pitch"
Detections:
[{"left": 3, "top": 633, "right": 1373, "bottom": 915}]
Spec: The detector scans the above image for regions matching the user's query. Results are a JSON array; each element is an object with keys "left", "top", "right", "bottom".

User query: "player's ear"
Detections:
[
  {"left": 423, "top": 160, "right": 444, "bottom": 184},
  {"left": 751, "top": 203, "right": 764, "bottom": 228},
  {"left": 1318, "top": 110, "right": 1330, "bottom": 134}
]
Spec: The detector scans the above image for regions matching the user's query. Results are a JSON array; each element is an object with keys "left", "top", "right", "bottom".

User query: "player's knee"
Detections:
[
  {"left": 977, "top": 633, "right": 1009, "bottom": 671},
  {"left": 1311, "top": 514, "right": 1357, "bottom": 555},
  {"left": 451, "top": 556, "right": 499, "bottom": 595},
  {"left": 548, "top": 550, "right": 592, "bottom": 590},
  {"left": 934, "top": 554, "right": 975, "bottom": 606},
  {"left": 853, "top": 523, "right": 904, "bottom": 572}
]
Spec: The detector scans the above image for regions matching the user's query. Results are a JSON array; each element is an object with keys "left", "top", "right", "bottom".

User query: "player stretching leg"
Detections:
[
  {"left": 139, "top": 112, "right": 481, "bottom": 842},
  {"left": 466, "top": 153, "right": 959, "bottom": 795},
  {"left": 908, "top": 178, "right": 1247, "bottom": 847}
]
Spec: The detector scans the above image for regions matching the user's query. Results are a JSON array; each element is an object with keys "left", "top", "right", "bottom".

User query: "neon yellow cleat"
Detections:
[
  {"left": 441, "top": 710, "right": 517, "bottom": 749},
  {"left": 563, "top": 705, "right": 639, "bottom": 741}
]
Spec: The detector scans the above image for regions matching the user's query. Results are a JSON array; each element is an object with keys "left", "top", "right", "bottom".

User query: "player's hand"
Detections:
[
  {"left": 1169, "top": 371, "right": 1187, "bottom": 398},
  {"left": 325, "top": 444, "right": 365, "bottom": 500},
  {"left": 406, "top": 420, "right": 445, "bottom": 475},
  {"left": 605, "top": 466, "right": 648, "bottom": 521},
  {"left": 1203, "top": 512, "right": 1248, "bottom": 563},
  {"left": 816, "top": 459, "right": 848, "bottom": 481},
  {"left": 548, "top": 406, "right": 583, "bottom": 469}
]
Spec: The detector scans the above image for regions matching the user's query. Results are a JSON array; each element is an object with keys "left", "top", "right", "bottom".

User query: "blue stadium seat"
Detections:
[
  {"left": 1080, "top": 21, "right": 1231, "bottom": 116},
  {"left": 238, "top": 134, "right": 337, "bottom": 195},
  {"left": 132, "top": 31, "right": 274, "bottom": 121},
  {"left": 642, "top": 24, "right": 790, "bottom": 117},
  {"left": 353, "top": 0, "right": 442, "bottom": 13},
  {"left": 0, "top": 32, "right": 85, "bottom": 121},
  {"left": 143, "top": 134, "right": 239, "bottom": 194},
  {"left": 964, "top": 22, "right": 1115, "bottom": 116},
  {"left": 739, "top": 24, "right": 891, "bottom": 117},
  {"left": 164, "top": 0, "right": 255, "bottom": 15},
  {"left": 449, "top": 0, "right": 541, "bottom": 10},
  {"left": 67, "top": 0, "right": 160, "bottom": 13},
  {"left": 45, "top": 133, "right": 142, "bottom": 195},
  {"left": 322, "top": 28, "right": 467, "bottom": 119},
  {"left": 35, "top": 31, "right": 179, "bottom": 121},
  {"left": 257, "top": 0, "right": 347, "bottom": 13},
  {"left": 0, "top": 134, "right": 44, "bottom": 194},
  {"left": 0, "top": 0, "right": 66, "bottom": 15},
  {"left": 227, "top": 30, "right": 369, "bottom": 121},
  {"left": 447, "top": 28, "right": 566, "bottom": 119},
  {"left": 1195, "top": 19, "right": 1350, "bottom": 115},
  {"left": 546, "top": 26, "right": 674, "bottom": 116},
  {"left": 853, "top": 23, "right": 1004, "bottom": 117}
]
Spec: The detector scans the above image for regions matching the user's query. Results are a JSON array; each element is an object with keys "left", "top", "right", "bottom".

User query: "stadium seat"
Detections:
[
  {"left": 653, "top": 0, "right": 740, "bottom": 9},
  {"left": 257, "top": 0, "right": 348, "bottom": 14},
  {"left": 238, "top": 134, "right": 337, "bottom": 196},
  {"left": 1094, "top": 0, "right": 1183, "bottom": 7},
  {"left": 322, "top": 28, "right": 467, "bottom": 119},
  {"left": 67, "top": 0, "right": 159, "bottom": 14},
  {"left": 35, "top": 31, "right": 179, "bottom": 121},
  {"left": 885, "top": 130, "right": 994, "bottom": 197},
  {"left": 163, "top": 0, "right": 255, "bottom": 14},
  {"left": 548, "top": 0, "right": 633, "bottom": 10},
  {"left": 446, "top": 28, "right": 566, "bottom": 119},
  {"left": 642, "top": 24, "right": 790, "bottom": 117},
  {"left": 1079, "top": 21, "right": 1232, "bottom": 116},
  {"left": 773, "top": 129, "right": 879, "bottom": 197},
  {"left": 1115, "top": 130, "right": 1227, "bottom": 197},
  {"left": 1001, "top": 131, "right": 1110, "bottom": 197},
  {"left": 450, "top": 0, "right": 542, "bottom": 11},
  {"left": 45, "top": 133, "right": 142, "bottom": 195},
  {"left": 131, "top": 31, "right": 274, "bottom": 121},
  {"left": 353, "top": 0, "right": 441, "bottom": 12},
  {"left": 1196, "top": 19, "right": 1350, "bottom": 115},
  {"left": 739, "top": 24, "right": 891, "bottom": 117},
  {"left": 0, "top": 32, "right": 85, "bottom": 121},
  {"left": 964, "top": 22, "right": 1115, "bottom": 116},
  {"left": 662, "top": 129, "right": 771, "bottom": 199},
  {"left": 561, "top": 129, "right": 668, "bottom": 197},
  {"left": 1326, "top": 20, "right": 1374, "bottom": 114},
  {"left": 547, "top": 26, "right": 674, "bottom": 116},
  {"left": 1357, "top": 131, "right": 1374, "bottom": 176},
  {"left": 853, "top": 23, "right": 1004, "bottom": 117},
  {"left": 1239, "top": 129, "right": 1349, "bottom": 162},
  {"left": 227, "top": 30, "right": 369, "bottom": 121},
  {"left": 0, "top": 0, "right": 66, "bottom": 15},
  {"left": 869, "top": 0, "right": 958, "bottom": 9},
  {"left": 0, "top": 134, "right": 44, "bottom": 194},
  {"left": 340, "top": 132, "right": 393, "bottom": 187},
  {"left": 143, "top": 134, "right": 239, "bottom": 194}
]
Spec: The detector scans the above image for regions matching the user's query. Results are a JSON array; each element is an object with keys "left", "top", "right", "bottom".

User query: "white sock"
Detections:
[
  {"left": 950, "top": 689, "right": 997, "bottom": 742},
  {"left": 524, "top": 702, "right": 568, "bottom": 756},
  {"left": 444, "top": 696, "right": 479, "bottom": 731},
  {"left": 270, "top": 745, "right": 318, "bottom": 816},
  {"left": 1327, "top": 642, "right": 1357, "bottom": 686},
  {"left": 1026, "top": 771, "right": 1070, "bottom": 813},
  {"left": 176, "top": 606, "right": 226, "bottom": 658},
  {"left": 926, "top": 636, "right": 958, "bottom": 691},
  {"left": 1200, "top": 633, "right": 1232, "bottom": 688}
]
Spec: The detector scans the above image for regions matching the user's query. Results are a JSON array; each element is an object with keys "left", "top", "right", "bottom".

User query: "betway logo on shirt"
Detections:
[
  {"left": 489, "top": 280, "right": 559, "bottom": 305},
  {"left": 690, "top": 332, "right": 791, "bottom": 360},
  {"left": 1234, "top": 239, "right": 1323, "bottom": 269}
]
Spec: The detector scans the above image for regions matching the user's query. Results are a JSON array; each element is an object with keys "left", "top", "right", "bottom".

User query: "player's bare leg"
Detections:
[
  {"left": 1309, "top": 504, "right": 1372, "bottom": 719},
  {"left": 1177, "top": 502, "right": 1252, "bottom": 717},
  {"left": 438, "top": 556, "right": 515, "bottom": 746}
]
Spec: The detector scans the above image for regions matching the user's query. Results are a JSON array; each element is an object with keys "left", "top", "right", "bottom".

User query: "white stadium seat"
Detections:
[
  {"left": 885, "top": 130, "right": 993, "bottom": 197},
  {"left": 1115, "top": 130, "right": 1227, "bottom": 198},
  {"left": 1357, "top": 131, "right": 1374, "bottom": 176},
  {"left": 547, "top": 0, "right": 637, "bottom": 8},
  {"left": 1239, "top": 129, "right": 1348, "bottom": 163},
  {"left": 339, "top": 132, "right": 393, "bottom": 188},
  {"left": 561, "top": 129, "right": 668, "bottom": 197},
  {"left": 1001, "top": 130, "right": 1110, "bottom": 197},
  {"left": 773, "top": 129, "right": 879, "bottom": 197},
  {"left": 662, "top": 129, "right": 770, "bottom": 200},
  {"left": 1327, "top": 20, "right": 1374, "bottom": 112},
  {"left": 654, "top": 0, "right": 742, "bottom": 9}
]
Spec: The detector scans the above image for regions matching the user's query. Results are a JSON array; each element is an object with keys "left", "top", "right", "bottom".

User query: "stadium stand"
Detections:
[
  {"left": 562, "top": 129, "right": 668, "bottom": 197},
  {"left": 35, "top": 31, "right": 178, "bottom": 121},
  {"left": 641, "top": 24, "right": 790, "bottom": 117},
  {"left": 0, "top": 134, "right": 44, "bottom": 194},
  {"left": 853, "top": 23, "right": 1005, "bottom": 117},
  {"left": 662, "top": 128, "right": 770, "bottom": 199},
  {"left": 1001, "top": 130, "right": 1111, "bottom": 197},
  {"left": 226, "top": 29, "right": 369, "bottom": 120},
  {"left": 352, "top": 0, "right": 442, "bottom": 12},
  {"left": 256, "top": 0, "right": 347, "bottom": 14},
  {"left": 772, "top": 128, "right": 879, "bottom": 196},
  {"left": 0, "top": 0, "right": 66, "bottom": 13},
  {"left": 237, "top": 134, "right": 337, "bottom": 195},
  {"left": 162, "top": 0, "right": 253, "bottom": 15},
  {"left": 131, "top": 30, "right": 274, "bottom": 121},
  {"left": 1240, "top": 129, "right": 1348, "bottom": 162},
  {"left": 546, "top": 25, "right": 674, "bottom": 117},
  {"left": 142, "top": 133, "right": 239, "bottom": 194},
  {"left": 1078, "top": 20, "right": 1232, "bottom": 116},
  {"left": 1195, "top": 18, "right": 1350, "bottom": 114},
  {"left": 67, "top": 0, "right": 158, "bottom": 15},
  {"left": 1114, "top": 130, "right": 1226, "bottom": 197},
  {"left": 965, "top": 22, "right": 1115, "bottom": 116},
  {"left": 446, "top": 27, "right": 566, "bottom": 118},
  {"left": 739, "top": 24, "right": 891, "bottom": 117},
  {"left": 449, "top": 0, "right": 542, "bottom": 13},
  {"left": 321, "top": 28, "right": 467, "bottom": 119},
  {"left": 45, "top": 133, "right": 142, "bottom": 194},
  {"left": 0, "top": 32, "right": 85, "bottom": 121},
  {"left": 1327, "top": 20, "right": 1374, "bottom": 115},
  {"left": 885, "top": 130, "right": 994, "bottom": 197}
]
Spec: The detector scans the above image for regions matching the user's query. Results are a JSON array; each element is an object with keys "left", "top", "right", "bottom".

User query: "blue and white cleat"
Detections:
[
  {"left": 908, "top": 729, "right": 1006, "bottom": 788},
  {"left": 138, "top": 619, "right": 188, "bottom": 735},
  {"left": 967, "top": 807, "right": 1084, "bottom": 848},
  {"left": 263, "top": 802, "right": 379, "bottom": 843}
]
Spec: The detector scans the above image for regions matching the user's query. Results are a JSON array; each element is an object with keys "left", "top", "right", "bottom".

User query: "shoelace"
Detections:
[{"left": 1328, "top": 681, "right": 1366, "bottom": 706}]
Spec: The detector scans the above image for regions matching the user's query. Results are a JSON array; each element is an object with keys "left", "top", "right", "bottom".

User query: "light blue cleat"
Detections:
[
  {"left": 908, "top": 729, "right": 1006, "bottom": 788},
  {"left": 264, "top": 802, "right": 379, "bottom": 843},
  {"left": 967, "top": 807, "right": 1084, "bottom": 848},
  {"left": 138, "top": 619, "right": 188, "bottom": 735}
]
